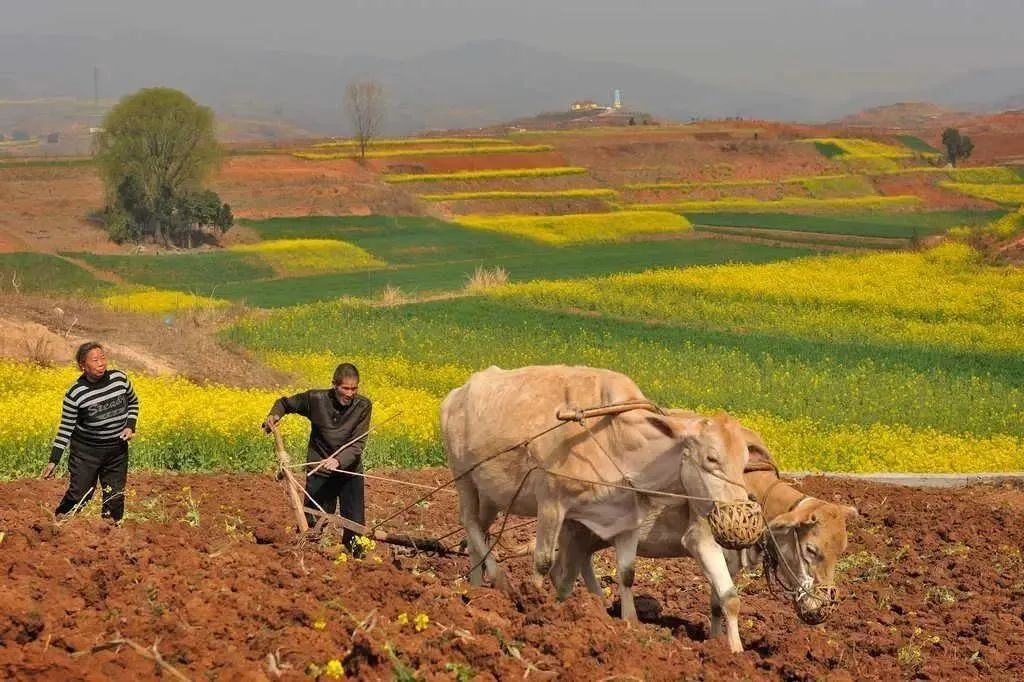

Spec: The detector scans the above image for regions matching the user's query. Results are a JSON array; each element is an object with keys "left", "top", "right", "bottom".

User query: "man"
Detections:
[{"left": 263, "top": 363, "right": 371, "bottom": 551}]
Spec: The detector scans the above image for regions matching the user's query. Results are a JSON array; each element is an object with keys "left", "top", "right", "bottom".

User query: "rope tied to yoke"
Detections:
[{"left": 368, "top": 399, "right": 669, "bottom": 536}]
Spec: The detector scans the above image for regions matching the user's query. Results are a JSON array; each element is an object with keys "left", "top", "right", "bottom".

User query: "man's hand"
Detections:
[
  {"left": 119, "top": 427, "right": 135, "bottom": 441},
  {"left": 262, "top": 415, "right": 279, "bottom": 433},
  {"left": 40, "top": 462, "right": 57, "bottom": 479},
  {"left": 319, "top": 456, "right": 340, "bottom": 472}
]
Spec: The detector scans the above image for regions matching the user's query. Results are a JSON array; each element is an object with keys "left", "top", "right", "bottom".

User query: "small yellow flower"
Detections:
[
  {"left": 312, "top": 617, "right": 327, "bottom": 631},
  {"left": 334, "top": 553, "right": 348, "bottom": 565},
  {"left": 324, "top": 658, "right": 345, "bottom": 679},
  {"left": 602, "top": 587, "right": 612, "bottom": 599},
  {"left": 413, "top": 612, "right": 429, "bottom": 632},
  {"left": 396, "top": 612, "right": 409, "bottom": 626},
  {"left": 351, "top": 535, "right": 377, "bottom": 554},
  {"left": 373, "top": 555, "right": 383, "bottom": 564}
]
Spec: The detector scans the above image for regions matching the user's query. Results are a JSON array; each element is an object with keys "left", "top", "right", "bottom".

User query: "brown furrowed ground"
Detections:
[{"left": 1, "top": 470, "right": 1021, "bottom": 680}]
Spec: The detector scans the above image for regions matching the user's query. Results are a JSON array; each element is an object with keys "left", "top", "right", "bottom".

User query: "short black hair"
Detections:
[
  {"left": 333, "top": 363, "right": 360, "bottom": 385},
  {"left": 75, "top": 341, "right": 104, "bottom": 366}
]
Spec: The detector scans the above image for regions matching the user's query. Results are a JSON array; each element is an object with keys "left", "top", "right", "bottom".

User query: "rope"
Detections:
[
  {"left": 368, "top": 418, "right": 575, "bottom": 535},
  {"left": 465, "top": 465, "right": 541, "bottom": 579},
  {"left": 306, "top": 411, "right": 403, "bottom": 476}
]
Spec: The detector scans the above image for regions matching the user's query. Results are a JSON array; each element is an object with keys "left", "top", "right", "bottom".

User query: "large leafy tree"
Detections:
[
  {"left": 941, "top": 127, "right": 974, "bottom": 167},
  {"left": 95, "top": 87, "right": 232, "bottom": 247}
]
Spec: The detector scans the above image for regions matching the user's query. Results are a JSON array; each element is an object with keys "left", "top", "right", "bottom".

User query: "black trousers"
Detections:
[
  {"left": 305, "top": 467, "right": 365, "bottom": 550},
  {"left": 55, "top": 439, "right": 129, "bottom": 521}
]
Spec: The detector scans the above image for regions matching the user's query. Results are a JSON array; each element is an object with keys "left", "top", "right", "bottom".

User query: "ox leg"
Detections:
[
  {"left": 581, "top": 554, "right": 602, "bottom": 595},
  {"left": 533, "top": 494, "right": 567, "bottom": 588},
  {"left": 551, "top": 522, "right": 600, "bottom": 600},
  {"left": 682, "top": 521, "right": 743, "bottom": 653},
  {"left": 455, "top": 479, "right": 508, "bottom": 591},
  {"left": 613, "top": 529, "right": 641, "bottom": 624}
]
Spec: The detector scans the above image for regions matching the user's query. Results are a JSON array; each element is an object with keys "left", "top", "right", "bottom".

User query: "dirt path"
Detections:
[
  {"left": 0, "top": 293, "right": 291, "bottom": 388},
  {"left": 694, "top": 224, "right": 910, "bottom": 248},
  {"left": 56, "top": 254, "right": 125, "bottom": 285},
  {"left": 693, "top": 228, "right": 883, "bottom": 253},
  {"left": 0, "top": 470, "right": 1020, "bottom": 679}
]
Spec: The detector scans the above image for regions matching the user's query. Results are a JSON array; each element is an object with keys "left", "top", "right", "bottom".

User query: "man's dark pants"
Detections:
[
  {"left": 304, "top": 467, "right": 365, "bottom": 551},
  {"left": 55, "top": 439, "right": 129, "bottom": 521}
]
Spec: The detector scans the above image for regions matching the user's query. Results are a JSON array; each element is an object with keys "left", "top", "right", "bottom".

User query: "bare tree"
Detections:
[{"left": 344, "top": 80, "right": 386, "bottom": 160}]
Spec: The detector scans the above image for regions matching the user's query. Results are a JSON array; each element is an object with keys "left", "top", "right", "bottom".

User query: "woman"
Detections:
[{"left": 41, "top": 341, "right": 139, "bottom": 521}]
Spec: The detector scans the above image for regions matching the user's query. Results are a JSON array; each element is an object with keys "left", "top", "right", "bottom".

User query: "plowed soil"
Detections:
[{"left": 1, "top": 471, "right": 1021, "bottom": 681}]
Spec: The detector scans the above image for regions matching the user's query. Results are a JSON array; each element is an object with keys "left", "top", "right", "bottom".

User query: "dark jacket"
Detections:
[{"left": 269, "top": 390, "right": 372, "bottom": 473}]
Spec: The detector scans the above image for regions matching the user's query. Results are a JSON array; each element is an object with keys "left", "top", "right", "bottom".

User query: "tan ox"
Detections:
[
  {"left": 441, "top": 365, "right": 753, "bottom": 641},
  {"left": 550, "top": 419, "right": 858, "bottom": 648}
]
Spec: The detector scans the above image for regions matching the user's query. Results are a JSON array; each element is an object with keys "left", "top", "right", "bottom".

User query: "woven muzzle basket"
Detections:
[
  {"left": 706, "top": 500, "right": 765, "bottom": 550},
  {"left": 795, "top": 584, "right": 839, "bottom": 624}
]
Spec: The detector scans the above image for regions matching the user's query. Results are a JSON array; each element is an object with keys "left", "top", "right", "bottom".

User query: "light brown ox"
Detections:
[
  {"left": 549, "top": 416, "right": 858, "bottom": 645},
  {"left": 441, "top": 365, "right": 753, "bottom": 649}
]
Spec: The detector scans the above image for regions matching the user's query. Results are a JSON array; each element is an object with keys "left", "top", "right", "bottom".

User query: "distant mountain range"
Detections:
[{"left": 2, "top": 33, "right": 1023, "bottom": 135}]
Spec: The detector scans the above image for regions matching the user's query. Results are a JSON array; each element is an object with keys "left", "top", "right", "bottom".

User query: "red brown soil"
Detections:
[
  {"left": 210, "top": 155, "right": 423, "bottom": 220},
  {"left": 872, "top": 175, "right": 997, "bottom": 211},
  {"left": 1, "top": 470, "right": 1021, "bottom": 680},
  {"left": 0, "top": 165, "right": 112, "bottom": 254},
  {"left": 370, "top": 152, "right": 569, "bottom": 174}
]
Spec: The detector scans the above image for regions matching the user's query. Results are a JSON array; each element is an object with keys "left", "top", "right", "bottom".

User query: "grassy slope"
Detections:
[
  {"left": 0, "top": 253, "right": 109, "bottom": 294},
  {"left": 221, "top": 216, "right": 815, "bottom": 306},
  {"left": 687, "top": 210, "right": 1003, "bottom": 238},
  {"left": 68, "top": 251, "right": 275, "bottom": 289}
]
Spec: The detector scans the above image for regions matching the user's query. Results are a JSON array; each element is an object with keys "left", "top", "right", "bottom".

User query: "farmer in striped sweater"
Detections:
[{"left": 41, "top": 341, "right": 139, "bottom": 521}]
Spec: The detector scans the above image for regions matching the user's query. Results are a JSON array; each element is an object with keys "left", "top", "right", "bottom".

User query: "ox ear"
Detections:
[
  {"left": 740, "top": 426, "right": 772, "bottom": 459},
  {"left": 768, "top": 507, "right": 815, "bottom": 531},
  {"left": 644, "top": 414, "right": 706, "bottom": 440},
  {"left": 842, "top": 505, "right": 859, "bottom": 521}
]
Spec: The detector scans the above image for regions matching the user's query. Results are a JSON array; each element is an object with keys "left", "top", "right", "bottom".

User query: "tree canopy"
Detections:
[
  {"left": 941, "top": 127, "right": 974, "bottom": 167},
  {"left": 95, "top": 87, "right": 232, "bottom": 247}
]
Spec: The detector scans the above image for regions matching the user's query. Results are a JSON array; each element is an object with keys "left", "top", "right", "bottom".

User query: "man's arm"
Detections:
[
  {"left": 263, "top": 391, "right": 312, "bottom": 431},
  {"left": 336, "top": 401, "right": 372, "bottom": 470}
]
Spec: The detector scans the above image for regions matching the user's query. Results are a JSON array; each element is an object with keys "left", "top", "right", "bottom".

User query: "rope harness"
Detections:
[
  {"left": 275, "top": 398, "right": 833, "bottom": 617},
  {"left": 456, "top": 400, "right": 762, "bottom": 578},
  {"left": 752, "top": 472, "right": 840, "bottom": 623}
]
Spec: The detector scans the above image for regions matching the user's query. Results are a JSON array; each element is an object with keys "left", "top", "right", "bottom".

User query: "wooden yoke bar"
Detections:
[{"left": 555, "top": 399, "right": 664, "bottom": 422}]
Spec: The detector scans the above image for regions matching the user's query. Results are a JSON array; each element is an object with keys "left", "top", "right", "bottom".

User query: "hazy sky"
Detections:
[{"left": 9, "top": 0, "right": 1024, "bottom": 99}]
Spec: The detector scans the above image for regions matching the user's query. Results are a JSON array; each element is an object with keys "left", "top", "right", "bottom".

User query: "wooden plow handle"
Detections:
[{"left": 272, "top": 426, "right": 310, "bottom": 533}]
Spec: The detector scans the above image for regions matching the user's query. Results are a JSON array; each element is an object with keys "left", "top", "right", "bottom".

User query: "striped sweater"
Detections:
[{"left": 49, "top": 369, "right": 139, "bottom": 464}]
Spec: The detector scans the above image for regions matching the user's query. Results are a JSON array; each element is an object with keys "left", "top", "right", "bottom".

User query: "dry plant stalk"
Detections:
[{"left": 73, "top": 635, "right": 190, "bottom": 681}]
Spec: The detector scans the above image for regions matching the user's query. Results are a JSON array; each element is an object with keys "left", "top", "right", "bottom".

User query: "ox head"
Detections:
[
  {"left": 763, "top": 499, "right": 858, "bottom": 624},
  {"left": 653, "top": 411, "right": 753, "bottom": 517}
]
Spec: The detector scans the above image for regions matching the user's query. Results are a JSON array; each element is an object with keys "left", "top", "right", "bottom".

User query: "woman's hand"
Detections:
[
  {"left": 40, "top": 462, "right": 57, "bottom": 479},
  {"left": 119, "top": 427, "right": 135, "bottom": 441}
]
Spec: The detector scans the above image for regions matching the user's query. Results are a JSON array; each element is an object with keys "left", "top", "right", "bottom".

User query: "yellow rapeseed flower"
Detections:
[{"left": 324, "top": 658, "right": 345, "bottom": 678}]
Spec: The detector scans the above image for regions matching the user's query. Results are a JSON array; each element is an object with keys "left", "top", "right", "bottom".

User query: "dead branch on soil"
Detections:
[
  {"left": 73, "top": 635, "right": 190, "bottom": 681},
  {"left": 303, "top": 506, "right": 466, "bottom": 556}
]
